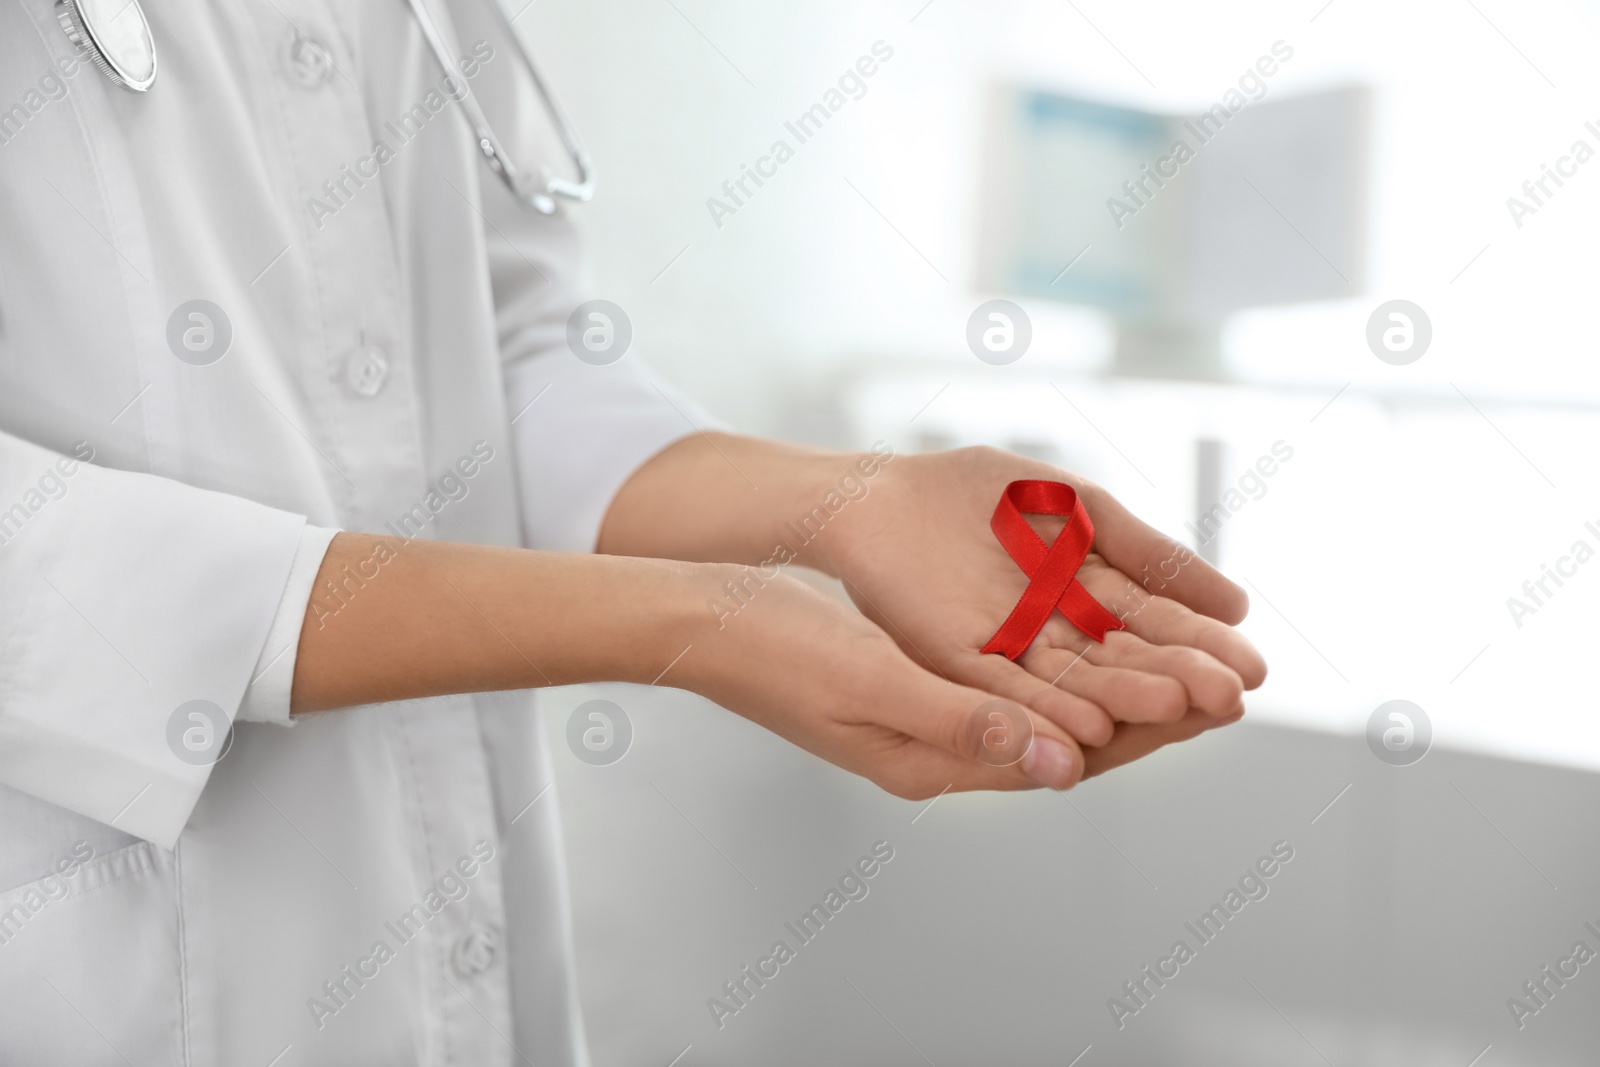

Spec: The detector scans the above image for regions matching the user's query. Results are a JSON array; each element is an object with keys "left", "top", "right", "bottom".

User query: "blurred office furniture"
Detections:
[{"left": 976, "top": 85, "right": 1370, "bottom": 379}]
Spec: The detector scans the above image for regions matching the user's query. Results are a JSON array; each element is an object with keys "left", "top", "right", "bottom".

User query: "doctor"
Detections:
[{"left": 0, "top": 1, "right": 1264, "bottom": 1064}]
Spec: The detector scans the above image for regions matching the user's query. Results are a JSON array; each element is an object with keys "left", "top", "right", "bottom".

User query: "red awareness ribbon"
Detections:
[{"left": 981, "top": 480, "right": 1126, "bottom": 660}]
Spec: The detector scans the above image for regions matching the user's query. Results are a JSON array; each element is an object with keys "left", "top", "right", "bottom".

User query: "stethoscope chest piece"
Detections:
[{"left": 58, "top": 0, "right": 158, "bottom": 93}]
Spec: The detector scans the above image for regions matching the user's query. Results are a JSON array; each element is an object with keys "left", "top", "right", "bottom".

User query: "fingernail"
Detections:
[
  {"left": 1022, "top": 736, "right": 1079, "bottom": 790},
  {"left": 1210, "top": 703, "right": 1246, "bottom": 728}
]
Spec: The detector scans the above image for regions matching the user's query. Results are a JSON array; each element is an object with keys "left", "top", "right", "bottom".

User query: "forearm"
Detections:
[
  {"left": 290, "top": 533, "right": 712, "bottom": 713},
  {"left": 597, "top": 432, "right": 895, "bottom": 577},
  {"left": 290, "top": 433, "right": 894, "bottom": 715}
]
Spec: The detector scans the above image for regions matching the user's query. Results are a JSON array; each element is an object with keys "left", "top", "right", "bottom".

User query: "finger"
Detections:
[
  {"left": 1089, "top": 633, "right": 1245, "bottom": 717},
  {"left": 1072, "top": 479, "right": 1249, "bottom": 624},
  {"left": 1029, "top": 571, "right": 1250, "bottom": 717},
  {"left": 878, "top": 702, "right": 1243, "bottom": 796},
  {"left": 1078, "top": 557, "right": 1267, "bottom": 691},
  {"left": 852, "top": 701, "right": 1243, "bottom": 800},
  {"left": 952, "top": 650, "right": 1115, "bottom": 747},
  {"left": 852, "top": 730, "right": 1057, "bottom": 797},
  {"left": 1019, "top": 646, "right": 1189, "bottom": 724},
  {"left": 854, "top": 664, "right": 1088, "bottom": 790},
  {"left": 1081, "top": 705, "right": 1242, "bottom": 782}
]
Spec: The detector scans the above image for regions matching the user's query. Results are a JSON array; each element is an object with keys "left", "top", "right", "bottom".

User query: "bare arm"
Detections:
[
  {"left": 287, "top": 435, "right": 1265, "bottom": 795},
  {"left": 290, "top": 536, "right": 704, "bottom": 712},
  {"left": 598, "top": 433, "right": 1265, "bottom": 762},
  {"left": 594, "top": 434, "right": 853, "bottom": 572},
  {"left": 286, "top": 530, "right": 1088, "bottom": 793}
]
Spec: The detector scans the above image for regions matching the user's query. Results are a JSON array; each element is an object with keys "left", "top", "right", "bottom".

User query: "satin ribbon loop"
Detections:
[{"left": 980, "top": 480, "right": 1126, "bottom": 660}]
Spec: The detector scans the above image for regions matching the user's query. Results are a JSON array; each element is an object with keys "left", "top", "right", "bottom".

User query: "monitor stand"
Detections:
[{"left": 1110, "top": 320, "right": 1228, "bottom": 382}]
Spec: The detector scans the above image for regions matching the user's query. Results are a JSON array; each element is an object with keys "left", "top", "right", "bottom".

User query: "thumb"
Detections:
[
  {"left": 1082, "top": 706, "right": 1241, "bottom": 781},
  {"left": 862, "top": 662, "right": 1086, "bottom": 791},
  {"left": 1075, "top": 479, "right": 1250, "bottom": 625}
]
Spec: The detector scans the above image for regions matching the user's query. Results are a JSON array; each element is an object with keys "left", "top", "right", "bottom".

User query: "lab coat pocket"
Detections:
[{"left": 0, "top": 840, "right": 186, "bottom": 1067}]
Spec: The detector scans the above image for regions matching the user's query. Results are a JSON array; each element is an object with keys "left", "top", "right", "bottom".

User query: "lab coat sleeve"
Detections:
[
  {"left": 0, "top": 430, "right": 309, "bottom": 849},
  {"left": 235, "top": 524, "right": 340, "bottom": 726},
  {"left": 500, "top": 351, "right": 722, "bottom": 554},
  {"left": 477, "top": 172, "right": 725, "bottom": 553}
]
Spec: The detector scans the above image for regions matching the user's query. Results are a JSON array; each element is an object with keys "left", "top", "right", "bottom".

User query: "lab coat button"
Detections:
[
  {"left": 286, "top": 34, "right": 335, "bottom": 89},
  {"left": 345, "top": 345, "right": 390, "bottom": 398},
  {"left": 450, "top": 924, "right": 501, "bottom": 977}
]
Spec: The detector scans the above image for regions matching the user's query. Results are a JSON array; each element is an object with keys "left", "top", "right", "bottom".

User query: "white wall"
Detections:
[
  {"left": 515, "top": 0, "right": 1600, "bottom": 773},
  {"left": 524, "top": 0, "right": 1600, "bottom": 430},
  {"left": 504, "top": 3, "right": 1600, "bottom": 1063}
]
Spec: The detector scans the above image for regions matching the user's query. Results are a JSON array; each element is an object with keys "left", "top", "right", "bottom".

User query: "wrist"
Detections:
[
  {"left": 754, "top": 439, "right": 899, "bottom": 579},
  {"left": 632, "top": 559, "right": 801, "bottom": 696},
  {"left": 599, "top": 432, "right": 899, "bottom": 577},
  {"left": 567, "top": 555, "right": 720, "bottom": 685}
]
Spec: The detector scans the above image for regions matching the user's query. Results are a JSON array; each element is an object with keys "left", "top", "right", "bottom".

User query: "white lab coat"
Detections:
[{"left": 0, "top": 1, "right": 701, "bottom": 1063}]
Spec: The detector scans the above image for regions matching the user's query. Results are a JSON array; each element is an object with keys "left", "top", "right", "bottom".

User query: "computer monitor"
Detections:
[{"left": 976, "top": 83, "right": 1369, "bottom": 377}]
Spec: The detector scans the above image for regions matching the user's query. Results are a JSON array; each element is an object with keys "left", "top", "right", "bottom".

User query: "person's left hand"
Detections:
[{"left": 819, "top": 446, "right": 1267, "bottom": 750}]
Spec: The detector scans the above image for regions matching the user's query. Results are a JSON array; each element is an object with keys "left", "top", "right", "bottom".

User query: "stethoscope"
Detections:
[{"left": 55, "top": 0, "right": 595, "bottom": 214}]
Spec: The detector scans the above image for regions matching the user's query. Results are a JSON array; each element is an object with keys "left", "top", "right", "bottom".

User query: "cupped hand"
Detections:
[
  {"left": 683, "top": 563, "right": 1094, "bottom": 795},
  {"left": 818, "top": 446, "right": 1267, "bottom": 749},
  {"left": 682, "top": 562, "right": 1242, "bottom": 798}
]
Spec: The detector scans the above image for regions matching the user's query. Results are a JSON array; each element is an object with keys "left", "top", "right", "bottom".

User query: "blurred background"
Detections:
[{"left": 511, "top": 0, "right": 1600, "bottom": 1062}]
